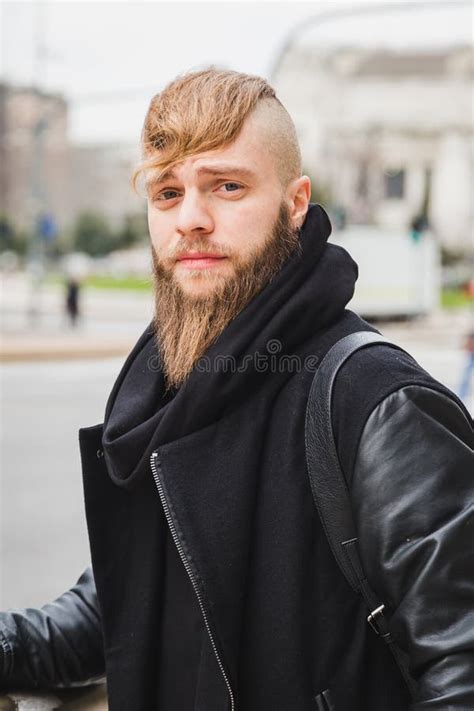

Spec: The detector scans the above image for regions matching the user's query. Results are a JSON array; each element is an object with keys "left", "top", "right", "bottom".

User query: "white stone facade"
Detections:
[{"left": 274, "top": 46, "right": 473, "bottom": 251}]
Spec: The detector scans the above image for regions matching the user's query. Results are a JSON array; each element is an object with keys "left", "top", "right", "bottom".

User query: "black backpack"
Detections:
[{"left": 304, "top": 331, "right": 417, "bottom": 698}]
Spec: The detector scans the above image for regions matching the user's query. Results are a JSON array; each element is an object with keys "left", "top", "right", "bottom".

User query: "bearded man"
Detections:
[{"left": 0, "top": 69, "right": 472, "bottom": 711}]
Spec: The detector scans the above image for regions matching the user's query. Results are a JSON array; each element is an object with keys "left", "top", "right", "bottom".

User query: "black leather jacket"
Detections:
[
  {"left": 0, "top": 385, "right": 472, "bottom": 708},
  {"left": 0, "top": 567, "right": 104, "bottom": 689}
]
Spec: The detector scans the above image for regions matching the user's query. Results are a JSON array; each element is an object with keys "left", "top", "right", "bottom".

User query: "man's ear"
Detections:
[{"left": 286, "top": 175, "right": 311, "bottom": 230}]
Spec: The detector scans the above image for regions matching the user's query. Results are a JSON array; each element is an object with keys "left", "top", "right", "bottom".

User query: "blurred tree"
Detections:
[
  {"left": 48, "top": 230, "right": 73, "bottom": 259},
  {"left": 72, "top": 212, "right": 116, "bottom": 256},
  {"left": 0, "top": 213, "right": 28, "bottom": 255},
  {"left": 303, "top": 171, "right": 333, "bottom": 209},
  {"left": 71, "top": 211, "right": 149, "bottom": 256},
  {"left": 116, "top": 212, "right": 148, "bottom": 249},
  {"left": 0, "top": 213, "right": 16, "bottom": 251}
]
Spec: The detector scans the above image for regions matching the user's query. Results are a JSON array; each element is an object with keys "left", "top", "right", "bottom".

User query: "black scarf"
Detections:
[{"left": 102, "top": 203, "right": 357, "bottom": 488}]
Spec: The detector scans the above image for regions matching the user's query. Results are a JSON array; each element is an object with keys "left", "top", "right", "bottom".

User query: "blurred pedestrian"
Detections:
[
  {"left": 410, "top": 213, "right": 428, "bottom": 243},
  {"left": 458, "top": 330, "right": 474, "bottom": 402},
  {"left": 65, "top": 277, "right": 81, "bottom": 326}
]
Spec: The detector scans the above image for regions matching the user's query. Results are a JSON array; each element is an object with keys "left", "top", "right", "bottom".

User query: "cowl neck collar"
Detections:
[{"left": 102, "top": 204, "right": 357, "bottom": 488}]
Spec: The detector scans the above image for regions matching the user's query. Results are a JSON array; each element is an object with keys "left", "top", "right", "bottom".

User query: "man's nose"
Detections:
[{"left": 175, "top": 191, "right": 214, "bottom": 237}]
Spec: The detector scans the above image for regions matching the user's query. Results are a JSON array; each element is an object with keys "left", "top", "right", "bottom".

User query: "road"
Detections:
[
  {"left": 1, "top": 310, "right": 472, "bottom": 610},
  {"left": 1, "top": 357, "right": 124, "bottom": 608}
]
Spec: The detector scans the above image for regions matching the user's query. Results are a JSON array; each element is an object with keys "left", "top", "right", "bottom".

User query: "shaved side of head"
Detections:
[{"left": 250, "top": 98, "right": 302, "bottom": 187}]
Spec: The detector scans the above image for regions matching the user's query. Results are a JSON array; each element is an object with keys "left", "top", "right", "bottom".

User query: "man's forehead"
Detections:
[{"left": 147, "top": 112, "right": 275, "bottom": 186}]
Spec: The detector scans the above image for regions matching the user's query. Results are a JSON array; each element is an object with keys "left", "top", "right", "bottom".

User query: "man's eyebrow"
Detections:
[
  {"left": 195, "top": 164, "right": 257, "bottom": 180},
  {"left": 149, "top": 164, "right": 257, "bottom": 186}
]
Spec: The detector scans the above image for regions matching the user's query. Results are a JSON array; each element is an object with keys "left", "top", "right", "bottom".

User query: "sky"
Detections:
[{"left": 1, "top": 0, "right": 472, "bottom": 144}]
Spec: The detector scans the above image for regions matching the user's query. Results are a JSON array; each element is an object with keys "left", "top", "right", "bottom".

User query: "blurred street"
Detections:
[
  {"left": 1, "top": 276, "right": 472, "bottom": 609},
  {"left": 1, "top": 275, "right": 153, "bottom": 608},
  {"left": 1, "top": 273, "right": 153, "bottom": 361}
]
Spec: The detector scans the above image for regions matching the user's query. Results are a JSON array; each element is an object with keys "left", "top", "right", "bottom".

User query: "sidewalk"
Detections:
[
  {"left": 1, "top": 273, "right": 472, "bottom": 362},
  {"left": 1, "top": 328, "right": 138, "bottom": 362},
  {"left": 1, "top": 275, "right": 153, "bottom": 362}
]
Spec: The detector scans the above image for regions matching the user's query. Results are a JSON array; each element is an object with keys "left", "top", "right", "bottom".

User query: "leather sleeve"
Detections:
[
  {"left": 0, "top": 567, "right": 105, "bottom": 689},
  {"left": 351, "top": 385, "right": 474, "bottom": 710}
]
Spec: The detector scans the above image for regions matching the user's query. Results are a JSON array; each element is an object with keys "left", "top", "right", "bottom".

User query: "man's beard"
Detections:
[{"left": 152, "top": 202, "right": 300, "bottom": 390}]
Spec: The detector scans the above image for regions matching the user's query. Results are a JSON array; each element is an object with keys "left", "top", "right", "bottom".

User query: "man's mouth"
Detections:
[{"left": 176, "top": 253, "right": 228, "bottom": 270}]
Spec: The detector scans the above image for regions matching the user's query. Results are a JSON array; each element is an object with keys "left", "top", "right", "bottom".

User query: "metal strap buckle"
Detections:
[{"left": 367, "top": 604, "right": 385, "bottom": 635}]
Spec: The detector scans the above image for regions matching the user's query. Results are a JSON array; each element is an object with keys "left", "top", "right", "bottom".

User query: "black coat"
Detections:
[{"left": 1, "top": 205, "right": 473, "bottom": 710}]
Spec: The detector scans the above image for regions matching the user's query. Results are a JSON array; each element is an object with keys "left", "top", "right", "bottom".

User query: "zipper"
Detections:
[{"left": 150, "top": 451, "right": 235, "bottom": 711}]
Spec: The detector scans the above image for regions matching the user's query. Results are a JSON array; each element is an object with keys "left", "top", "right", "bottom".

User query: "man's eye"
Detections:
[
  {"left": 220, "top": 182, "right": 243, "bottom": 193},
  {"left": 156, "top": 190, "right": 180, "bottom": 201}
]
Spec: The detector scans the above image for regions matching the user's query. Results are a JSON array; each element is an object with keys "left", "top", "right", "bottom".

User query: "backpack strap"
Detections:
[
  {"left": 305, "top": 331, "right": 419, "bottom": 697},
  {"left": 305, "top": 331, "right": 407, "bottom": 638}
]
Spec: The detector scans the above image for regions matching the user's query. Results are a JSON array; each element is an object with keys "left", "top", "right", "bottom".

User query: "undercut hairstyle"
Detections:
[{"left": 132, "top": 68, "right": 302, "bottom": 191}]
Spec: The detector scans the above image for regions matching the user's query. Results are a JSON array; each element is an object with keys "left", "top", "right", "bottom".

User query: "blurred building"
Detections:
[
  {"left": 274, "top": 45, "right": 473, "bottom": 251},
  {"left": 0, "top": 83, "right": 143, "bottom": 234},
  {"left": 0, "top": 82, "right": 69, "bottom": 230},
  {"left": 70, "top": 142, "right": 143, "bottom": 229}
]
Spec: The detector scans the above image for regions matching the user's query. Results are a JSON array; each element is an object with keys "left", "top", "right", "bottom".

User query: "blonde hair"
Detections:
[{"left": 133, "top": 67, "right": 301, "bottom": 191}]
